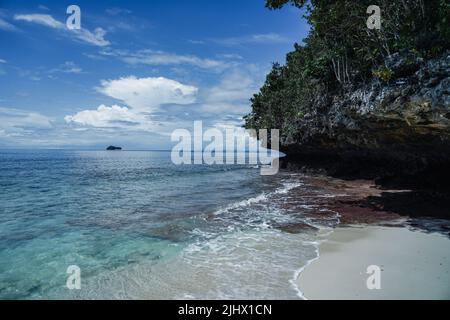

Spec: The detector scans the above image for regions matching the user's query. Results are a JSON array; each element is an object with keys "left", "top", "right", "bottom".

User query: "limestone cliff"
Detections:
[{"left": 280, "top": 51, "right": 450, "bottom": 189}]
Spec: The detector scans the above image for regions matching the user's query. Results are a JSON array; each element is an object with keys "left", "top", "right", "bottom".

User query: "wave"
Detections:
[
  {"left": 174, "top": 177, "right": 339, "bottom": 299},
  {"left": 48, "top": 174, "right": 340, "bottom": 299},
  {"left": 213, "top": 180, "right": 303, "bottom": 216}
]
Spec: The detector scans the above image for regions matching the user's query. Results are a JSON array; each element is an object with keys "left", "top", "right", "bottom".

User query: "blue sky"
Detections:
[{"left": 0, "top": 0, "right": 309, "bottom": 149}]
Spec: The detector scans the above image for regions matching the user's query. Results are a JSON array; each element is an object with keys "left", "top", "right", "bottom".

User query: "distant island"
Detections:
[{"left": 106, "top": 146, "right": 122, "bottom": 151}]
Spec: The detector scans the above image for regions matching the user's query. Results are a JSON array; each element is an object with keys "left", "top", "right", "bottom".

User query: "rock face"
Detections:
[
  {"left": 106, "top": 146, "right": 122, "bottom": 151},
  {"left": 282, "top": 51, "right": 450, "bottom": 189}
]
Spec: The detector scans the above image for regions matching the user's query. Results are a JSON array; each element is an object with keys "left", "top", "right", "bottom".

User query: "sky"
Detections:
[{"left": 0, "top": 0, "right": 309, "bottom": 149}]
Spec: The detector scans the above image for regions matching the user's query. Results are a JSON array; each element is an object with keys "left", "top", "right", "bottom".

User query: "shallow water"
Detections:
[{"left": 0, "top": 150, "right": 338, "bottom": 299}]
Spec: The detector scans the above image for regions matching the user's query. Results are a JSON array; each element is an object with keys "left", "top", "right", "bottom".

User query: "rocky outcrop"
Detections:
[
  {"left": 106, "top": 146, "right": 122, "bottom": 151},
  {"left": 281, "top": 51, "right": 450, "bottom": 190}
]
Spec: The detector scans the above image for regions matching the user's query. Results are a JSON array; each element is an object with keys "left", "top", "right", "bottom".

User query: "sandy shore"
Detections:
[{"left": 297, "top": 226, "right": 450, "bottom": 300}]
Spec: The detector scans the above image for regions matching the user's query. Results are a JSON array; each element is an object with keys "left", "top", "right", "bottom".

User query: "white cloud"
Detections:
[
  {"left": 124, "top": 52, "right": 223, "bottom": 69},
  {"left": 49, "top": 61, "right": 83, "bottom": 74},
  {"left": 64, "top": 76, "right": 199, "bottom": 133},
  {"left": 196, "top": 102, "right": 251, "bottom": 115},
  {"left": 213, "top": 33, "right": 290, "bottom": 46},
  {"left": 99, "top": 49, "right": 232, "bottom": 70},
  {"left": 192, "top": 69, "right": 260, "bottom": 116},
  {"left": 14, "top": 13, "right": 62, "bottom": 28},
  {"left": 14, "top": 14, "right": 110, "bottom": 46},
  {"left": 75, "top": 27, "right": 109, "bottom": 47},
  {"left": 97, "top": 76, "right": 198, "bottom": 111},
  {"left": 0, "top": 59, "right": 6, "bottom": 64},
  {"left": 64, "top": 104, "right": 153, "bottom": 130},
  {"left": 205, "top": 70, "right": 256, "bottom": 103},
  {"left": 216, "top": 53, "right": 243, "bottom": 60},
  {"left": 251, "top": 33, "right": 288, "bottom": 43},
  {"left": 62, "top": 66, "right": 264, "bottom": 140},
  {"left": 0, "top": 17, "right": 18, "bottom": 31},
  {"left": 195, "top": 66, "right": 273, "bottom": 141},
  {"left": 0, "top": 107, "right": 53, "bottom": 138},
  {"left": 38, "top": 5, "right": 50, "bottom": 11}
]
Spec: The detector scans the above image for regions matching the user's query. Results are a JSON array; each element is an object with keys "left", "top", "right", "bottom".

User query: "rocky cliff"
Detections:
[{"left": 281, "top": 51, "right": 450, "bottom": 190}]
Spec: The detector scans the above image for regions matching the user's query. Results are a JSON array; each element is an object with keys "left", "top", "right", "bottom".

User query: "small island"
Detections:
[{"left": 106, "top": 146, "right": 122, "bottom": 151}]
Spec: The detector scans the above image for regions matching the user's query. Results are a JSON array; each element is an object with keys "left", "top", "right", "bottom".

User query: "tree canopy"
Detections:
[{"left": 245, "top": 0, "right": 450, "bottom": 143}]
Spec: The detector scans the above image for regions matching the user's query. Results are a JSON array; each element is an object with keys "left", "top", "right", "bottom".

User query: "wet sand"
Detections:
[{"left": 297, "top": 225, "right": 450, "bottom": 300}]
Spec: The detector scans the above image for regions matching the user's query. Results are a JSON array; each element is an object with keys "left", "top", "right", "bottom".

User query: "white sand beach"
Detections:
[{"left": 297, "top": 226, "right": 450, "bottom": 300}]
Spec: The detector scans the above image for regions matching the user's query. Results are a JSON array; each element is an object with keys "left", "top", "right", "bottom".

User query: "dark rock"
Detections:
[
  {"left": 106, "top": 146, "right": 122, "bottom": 151},
  {"left": 385, "top": 50, "right": 423, "bottom": 78},
  {"left": 281, "top": 52, "right": 450, "bottom": 191},
  {"left": 276, "top": 222, "right": 319, "bottom": 234}
]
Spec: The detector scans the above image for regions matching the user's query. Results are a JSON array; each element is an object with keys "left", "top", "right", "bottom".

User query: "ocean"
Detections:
[{"left": 0, "top": 150, "right": 339, "bottom": 299}]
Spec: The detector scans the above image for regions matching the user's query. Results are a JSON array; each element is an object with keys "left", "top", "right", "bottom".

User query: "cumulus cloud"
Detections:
[
  {"left": 97, "top": 76, "right": 198, "bottom": 111},
  {"left": 62, "top": 67, "right": 263, "bottom": 139},
  {"left": 14, "top": 14, "right": 110, "bottom": 46},
  {"left": 64, "top": 104, "right": 153, "bottom": 130},
  {"left": 64, "top": 77, "right": 199, "bottom": 133}
]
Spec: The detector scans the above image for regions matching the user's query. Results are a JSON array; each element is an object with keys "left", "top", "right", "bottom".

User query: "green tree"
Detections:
[{"left": 245, "top": 0, "right": 449, "bottom": 144}]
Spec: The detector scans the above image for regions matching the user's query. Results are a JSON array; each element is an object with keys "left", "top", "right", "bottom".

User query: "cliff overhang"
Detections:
[{"left": 281, "top": 51, "right": 450, "bottom": 190}]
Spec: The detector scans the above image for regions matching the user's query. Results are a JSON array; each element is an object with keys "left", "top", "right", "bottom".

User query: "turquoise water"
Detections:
[{"left": 0, "top": 150, "right": 336, "bottom": 299}]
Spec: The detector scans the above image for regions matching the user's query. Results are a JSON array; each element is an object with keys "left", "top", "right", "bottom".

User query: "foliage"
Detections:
[
  {"left": 245, "top": 0, "right": 450, "bottom": 143},
  {"left": 372, "top": 66, "right": 394, "bottom": 83}
]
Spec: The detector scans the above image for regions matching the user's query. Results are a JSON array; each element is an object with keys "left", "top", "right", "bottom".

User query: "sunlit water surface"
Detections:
[{"left": 0, "top": 150, "right": 338, "bottom": 299}]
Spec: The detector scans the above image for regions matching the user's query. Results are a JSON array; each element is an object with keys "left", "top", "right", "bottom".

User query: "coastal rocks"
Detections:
[
  {"left": 276, "top": 222, "right": 319, "bottom": 234},
  {"left": 282, "top": 52, "right": 450, "bottom": 189},
  {"left": 385, "top": 50, "right": 423, "bottom": 78}
]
